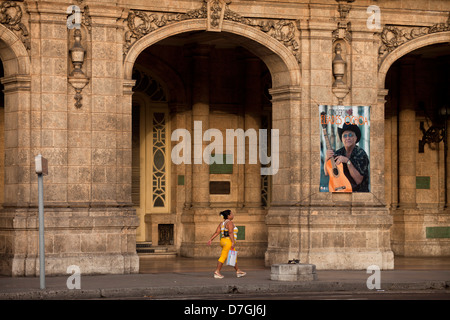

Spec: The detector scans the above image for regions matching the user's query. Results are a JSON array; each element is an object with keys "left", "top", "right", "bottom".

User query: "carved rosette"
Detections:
[
  {"left": 378, "top": 13, "right": 450, "bottom": 67},
  {"left": 123, "top": 0, "right": 301, "bottom": 65},
  {"left": 0, "top": 1, "right": 30, "bottom": 52}
]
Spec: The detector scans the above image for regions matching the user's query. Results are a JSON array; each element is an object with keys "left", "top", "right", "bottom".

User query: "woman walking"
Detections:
[{"left": 207, "top": 210, "right": 246, "bottom": 279}]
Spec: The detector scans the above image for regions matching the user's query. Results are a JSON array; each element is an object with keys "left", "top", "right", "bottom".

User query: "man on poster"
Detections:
[
  {"left": 320, "top": 105, "right": 370, "bottom": 193},
  {"left": 324, "top": 122, "right": 370, "bottom": 192}
]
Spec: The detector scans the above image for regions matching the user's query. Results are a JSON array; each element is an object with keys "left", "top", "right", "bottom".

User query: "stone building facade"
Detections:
[{"left": 0, "top": 0, "right": 449, "bottom": 276}]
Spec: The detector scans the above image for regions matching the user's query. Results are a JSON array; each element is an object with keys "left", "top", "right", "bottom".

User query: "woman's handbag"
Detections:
[{"left": 226, "top": 249, "right": 237, "bottom": 266}]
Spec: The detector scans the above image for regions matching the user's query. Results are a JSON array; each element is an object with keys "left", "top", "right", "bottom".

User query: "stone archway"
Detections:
[
  {"left": 381, "top": 31, "right": 450, "bottom": 258},
  {"left": 0, "top": 24, "right": 32, "bottom": 276},
  {"left": 124, "top": 19, "right": 300, "bottom": 89},
  {"left": 378, "top": 31, "right": 450, "bottom": 89},
  {"left": 123, "top": 16, "right": 303, "bottom": 262},
  {"left": 0, "top": 24, "right": 31, "bottom": 206}
]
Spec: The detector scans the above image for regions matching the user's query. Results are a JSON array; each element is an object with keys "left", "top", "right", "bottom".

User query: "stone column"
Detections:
[
  {"left": 180, "top": 45, "right": 212, "bottom": 258},
  {"left": 1, "top": 75, "right": 32, "bottom": 207},
  {"left": 384, "top": 64, "right": 399, "bottom": 209},
  {"left": 265, "top": 85, "right": 302, "bottom": 266},
  {"left": 244, "top": 56, "right": 262, "bottom": 208},
  {"left": 447, "top": 116, "right": 450, "bottom": 208},
  {"left": 0, "top": 75, "right": 32, "bottom": 276},
  {"left": 377, "top": 88, "right": 390, "bottom": 206},
  {"left": 191, "top": 45, "right": 211, "bottom": 208},
  {"left": 268, "top": 86, "right": 302, "bottom": 206},
  {"left": 398, "top": 59, "right": 416, "bottom": 208}
]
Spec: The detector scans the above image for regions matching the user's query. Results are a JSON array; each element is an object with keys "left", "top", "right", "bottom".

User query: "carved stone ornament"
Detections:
[
  {"left": 81, "top": 5, "right": 92, "bottom": 33},
  {"left": 207, "top": 0, "right": 231, "bottom": 31},
  {"left": 0, "top": 1, "right": 30, "bottom": 52},
  {"left": 124, "top": 0, "right": 301, "bottom": 64},
  {"left": 378, "top": 13, "right": 450, "bottom": 66},
  {"left": 335, "top": 0, "right": 355, "bottom": 20},
  {"left": 332, "top": 43, "right": 349, "bottom": 104},
  {"left": 332, "top": 21, "right": 352, "bottom": 43},
  {"left": 332, "top": 0, "right": 352, "bottom": 104},
  {"left": 68, "top": 29, "right": 89, "bottom": 108}
]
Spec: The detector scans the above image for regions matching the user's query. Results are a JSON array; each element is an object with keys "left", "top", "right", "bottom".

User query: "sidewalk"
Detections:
[{"left": 0, "top": 257, "right": 449, "bottom": 300}]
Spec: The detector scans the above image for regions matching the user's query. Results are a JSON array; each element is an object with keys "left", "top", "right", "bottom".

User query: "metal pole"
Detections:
[{"left": 38, "top": 172, "right": 45, "bottom": 290}]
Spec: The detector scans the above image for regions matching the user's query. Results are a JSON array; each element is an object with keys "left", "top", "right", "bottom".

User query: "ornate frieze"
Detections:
[
  {"left": 124, "top": 0, "right": 301, "bottom": 64},
  {"left": 124, "top": 2, "right": 206, "bottom": 54},
  {"left": 223, "top": 6, "right": 300, "bottom": 64},
  {"left": 378, "top": 13, "right": 450, "bottom": 66},
  {"left": 0, "top": 1, "right": 30, "bottom": 52}
]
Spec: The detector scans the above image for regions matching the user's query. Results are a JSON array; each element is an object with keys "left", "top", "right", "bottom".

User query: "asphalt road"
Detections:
[
  {"left": 97, "top": 289, "right": 450, "bottom": 300},
  {"left": 154, "top": 290, "right": 450, "bottom": 300}
]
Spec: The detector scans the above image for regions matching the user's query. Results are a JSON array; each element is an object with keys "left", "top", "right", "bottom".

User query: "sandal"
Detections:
[
  {"left": 236, "top": 271, "right": 246, "bottom": 278},
  {"left": 214, "top": 272, "right": 224, "bottom": 279}
]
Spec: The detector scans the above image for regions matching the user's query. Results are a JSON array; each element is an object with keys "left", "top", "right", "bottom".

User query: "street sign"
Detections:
[{"left": 35, "top": 154, "right": 48, "bottom": 175}]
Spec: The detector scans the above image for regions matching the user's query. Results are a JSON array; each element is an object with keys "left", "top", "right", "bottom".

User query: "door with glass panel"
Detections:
[{"left": 132, "top": 69, "right": 170, "bottom": 243}]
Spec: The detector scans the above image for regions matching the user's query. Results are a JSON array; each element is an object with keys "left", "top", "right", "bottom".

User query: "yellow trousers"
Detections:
[{"left": 218, "top": 237, "right": 234, "bottom": 264}]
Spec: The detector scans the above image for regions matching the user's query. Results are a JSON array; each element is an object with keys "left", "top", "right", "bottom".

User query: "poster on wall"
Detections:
[{"left": 319, "top": 105, "right": 370, "bottom": 193}]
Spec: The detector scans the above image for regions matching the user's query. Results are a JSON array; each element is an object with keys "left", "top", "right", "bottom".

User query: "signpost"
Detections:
[{"left": 35, "top": 154, "right": 48, "bottom": 290}]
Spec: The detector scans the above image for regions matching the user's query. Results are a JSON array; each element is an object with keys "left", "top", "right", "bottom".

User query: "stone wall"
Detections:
[{"left": 0, "top": 0, "right": 448, "bottom": 274}]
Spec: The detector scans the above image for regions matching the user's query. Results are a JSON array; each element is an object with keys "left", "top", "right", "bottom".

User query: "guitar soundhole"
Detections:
[{"left": 333, "top": 168, "right": 339, "bottom": 176}]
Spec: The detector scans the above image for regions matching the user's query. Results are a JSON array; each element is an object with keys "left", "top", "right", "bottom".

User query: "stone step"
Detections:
[
  {"left": 137, "top": 252, "right": 177, "bottom": 259},
  {"left": 136, "top": 242, "right": 176, "bottom": 257},
  {"left": 137, "top": 247, "right": 168, "bottom": 253},
  {"left": 136, "top": 242, "right": 153, "bottom": 248}
]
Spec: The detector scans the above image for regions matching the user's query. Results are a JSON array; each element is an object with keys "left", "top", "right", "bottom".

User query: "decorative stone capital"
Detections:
[
  {"left": 0, "top": 74, "right": 31, "bottom": 93},
  {"left": 269, "top": 85, "right": 301, "bottom": 103},
  {"left": 377, "top": 88, "right": 389, "bottom": 104},
  {"left": 123, "top": 79, "right": 137, "bottom": 96}
]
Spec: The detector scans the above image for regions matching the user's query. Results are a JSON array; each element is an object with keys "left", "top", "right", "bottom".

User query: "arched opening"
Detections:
[
  {"left": 123, "top": 17, "right": 302, "bottom": 265},
  {"left": 0, "top": 25, "right": 31, "bottom": 275},
  {"left": 0, "top": 59, "right": 4, "bottom": 207},
  {"left": 384, "top": 42, "right": 450, "bottom": 257},
  {"left": 130, "top": 30, "right": 275, "bottom": 258}
]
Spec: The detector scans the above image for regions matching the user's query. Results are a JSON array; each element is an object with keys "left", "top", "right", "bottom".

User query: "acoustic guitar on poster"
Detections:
[{"left": 321, "top": 112, "right": 352, "bottom": 192}]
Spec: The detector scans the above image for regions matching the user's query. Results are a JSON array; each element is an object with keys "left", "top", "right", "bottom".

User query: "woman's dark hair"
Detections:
[{"left": 220, "top": 210, "right": 231, "bottom": 219}]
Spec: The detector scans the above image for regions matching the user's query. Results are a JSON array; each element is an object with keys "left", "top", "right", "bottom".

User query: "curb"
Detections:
[{"left": 1, "top": 280, "right": 449, "bottom": 300}]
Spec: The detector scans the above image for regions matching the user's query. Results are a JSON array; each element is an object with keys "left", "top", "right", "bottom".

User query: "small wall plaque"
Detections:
[
  {"left": 209, "top": 154, "right": 233, "bottom": 174},
  {"left": 416, "top": 176, "right": 430, "bottom": 189},
  {"left": 209, "top": 181, "right": 230, "bottom": 194},
  {"left": 236, "top": 226, "right": 245, "bottom": 240},
  {"left": 426, "top": 227, "right": 450, "bottom": 239}
]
